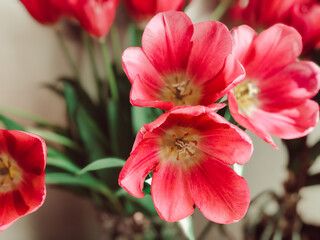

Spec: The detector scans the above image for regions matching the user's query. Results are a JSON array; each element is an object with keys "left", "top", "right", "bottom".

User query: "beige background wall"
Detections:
[{"left": 0, "top": 0, "right": 319, "bottom": 239}]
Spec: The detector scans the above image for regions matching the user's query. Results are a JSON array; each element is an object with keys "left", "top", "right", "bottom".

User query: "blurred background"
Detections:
[{"left": 0, "top": 0, "right": 320, "bottom": 239}]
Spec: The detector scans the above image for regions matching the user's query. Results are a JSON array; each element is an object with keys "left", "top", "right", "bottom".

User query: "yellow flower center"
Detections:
[
  {"left": 234, "top": 79, "right": 260, "bottom": 115},
  {"left": 0, "top": 154, "right": 23, "bottom": 192},
  {"left": 160, "top": 126, "right": 202, "bottom": 168},
  {"left": 159, "top": 73, "right": 202, "bottom": 107}
]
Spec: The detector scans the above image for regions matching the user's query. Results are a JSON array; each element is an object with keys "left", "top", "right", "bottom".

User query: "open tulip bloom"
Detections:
[
  {"left": 228, "top": 24, "right": 320, "bottom": 148},
  {"left": 0, "top": 130, "right": 46, "bottom": 231},
  {"left": 119, "top": 105, "right": 252, "bottom": 223},
  {"left": 122, "top": 11, "right": 245, "bottom": 110}
]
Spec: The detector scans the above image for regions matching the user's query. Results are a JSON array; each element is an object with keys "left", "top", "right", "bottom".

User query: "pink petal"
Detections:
[
  {"left": 189, "top": 157, "right": 250, "bottom": 224},
  {"left": 228, "top": 91, "right": 277, "bottom": 148},
  {"left": 198, "top": 114, "right": 253, "bottom": 165},
  {"left": 187, "top": 21, "right": 233, "bottom": 85},
  {"left": 258, "top": 61, "right": 320, "bottom": 111},
  {"left": 122, "top": 47, "right": 163, "bottom": 84},
  {"left": 142, "top": 11, "right": 193, "bottom": 74},
  {"left": 242, "top": 24, "right": 302, "bottom": 78},
  {"left": 200, "top": 54, "right": 245, "bottom": 105},
  {"left": 253, "top": 100, "right": 319, "bottom": 139},
  {"left": 151, "top": 161, "right": 194, "bottom": 222},
  {"left": 119, "top": 139, "right": 161, "bottom": 198},
  {"left": 231, "top": 25, "right": 256, "bottom": 62},
  {"left": 130, "top": 76, "right": 174, "bottom": 110},
  {"left": 131, "top": 112, "right": 170, "bottom": 153}
]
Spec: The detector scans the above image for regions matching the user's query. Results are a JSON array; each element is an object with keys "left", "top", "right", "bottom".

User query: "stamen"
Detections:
[
  {"left": 234, "top": 79, "right": 260, "bottom": 115},
  {"left": 160, "top": 73, "right": 202, "bottom": 106}
]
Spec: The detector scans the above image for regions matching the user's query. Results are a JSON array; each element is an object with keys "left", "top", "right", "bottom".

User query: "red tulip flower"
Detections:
[
  {"left": 289, "top": 0, "right": 320, "bottom": 52},
  {"left": 119, "top": 105, "right": 252, "bottom": 223},
  {"left": 124, "top": 0, "right": 187, "bottom": 26},
  {"left": 19, "top": 0, "right": 61, "bottom": 24},
  {"left": 0, "top": 130, "right": 46, "bottom": 231},
  {"left": 51, "top": 0, "right": 74, "bottom": 18},
  {"left": 230, "top": 0, "right": 295, "bottom": 28},
  {"left": 228, "top": 24, "right": 320, "bottom": 148},
  {"left": 230, "top": 0, "right": 320, "bottom": 52},
  {"left": 68, "top": 0, "right": 119, "bottom": 38},
  {"left": 122, "top": 11, "right": 245, "bottom": 110}
]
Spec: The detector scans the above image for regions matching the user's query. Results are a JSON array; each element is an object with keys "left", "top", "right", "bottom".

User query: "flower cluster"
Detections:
[
  {"left": 14, "top": 0, "right": 320, "bottom": 232},
  {"left": 120, "top": 10, "right": 320, "bottom": 223},
  {"left": 230, "top": 0, "right": 320, "bottom": 53}
]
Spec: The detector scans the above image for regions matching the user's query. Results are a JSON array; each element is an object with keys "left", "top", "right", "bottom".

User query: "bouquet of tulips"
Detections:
[{"left": 1, "top": 0, "right": 320, "bottom": 239}]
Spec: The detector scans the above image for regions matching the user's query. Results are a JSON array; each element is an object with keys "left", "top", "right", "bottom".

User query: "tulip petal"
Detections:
[
  {"left": 198, "top": 114, "right": 253, "bottom": 165},
  {"left": 228, "top": 91, "right": 277, "bottom": 148},
  {"left": 187, "top": 21, "right": 232, "bottom": 85},
  {"left": 189, "top": 157, "right": 250, "bottom": 224},
  {"left": 122, "top": 47, "right": 164, "bottom": 85},
  {"left": 258, "top": 61, "right": 320, "bottom": 111},
  {"left": 200, "top": 54, "right": 245, "bottom": 105},
  {"left": 4, "top": 131, "right": 46, "bottom": 175},
  {"left": 242, "top": 24, "right": 302, "bottom": 78},
  {"left": 151, "top": 161, "right": 194, "bottom": 222},
  {"left": 156, "top": 0, "right": 185, "bottom": 12},
  {"left": 142, "top": 11, "right": 193, "bottom": 74},
  {"left": 130, "top": 76, "right": 173, "bottom": 110},
  {"left": 119, "top": 139, "right": 160, "bottom": 198},
  {"left": 231, "top": 25, "right": 256, "bottom": 62},
  {"left": 253, "top": 100, "right": 319, "bottom": 139}
]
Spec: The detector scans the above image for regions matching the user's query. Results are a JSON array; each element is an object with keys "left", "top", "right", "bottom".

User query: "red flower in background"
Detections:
[
  {"left": 51, "top": 0, "right": 74, "bottom": 18},
  {"left": 68, "top": 0, "right": 119, "bottom": 38},
  {"left": 124, "top": 0, "right": 187, "bottom": 27},
  {"left": 19, "top": 0, "right": 61, "bottom": 24},
  {"left": 290, "top": 0, "right": 320, "bottom": 52},
  {"left": 230, "top": 0, "right": 295, "bottom": 28},
  {"left": 0, "top": 130, "right": 46, "bottom": 231},
  {"left": 122, "top": 11, "right": 245, "bottom": 110},
  {"left": 228, "top": 24, "right": 320, "bottom": 148},
  {"left": 119, "top": 105, "right": 252, "bottom": 223},
  {"left": 230, "top": 0, "right": 320, "bottom": 52}
]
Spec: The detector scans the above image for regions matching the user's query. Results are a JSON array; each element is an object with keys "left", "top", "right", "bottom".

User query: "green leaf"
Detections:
[
  {"left": 27, "top": 128, "right": 80, "bottom": 150},
  {"left": 46, "top": 148, "right": 80, "bottom": 174},
  {"left": 0, "top": 106, "right": 59, "bottom": 129},
  {"left": 178, "top": 216, "right": 195, "bottom": 240},
  {"left": 0, "top": 114, "right": 25, "bottom": 131},
  {"left": 63, "top": 81, "right": 109, "bottom": 161},
  {"left": 131, "top": 107, "right": 162, "bottom": 134},
  {"left": 78, "top": 158, "right": 125, "bottom": 175},
  {"left": 45, "top": 172, "right": 123, "bottom": 212},
  {"left": 107, "top": 100, "right": 120, "bottom": 156}
]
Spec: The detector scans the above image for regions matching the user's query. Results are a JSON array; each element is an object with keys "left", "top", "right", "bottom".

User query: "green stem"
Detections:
[
  {"left": 211, "top": 0, "right": 234, "bottom": 21},
  {"left": 128, "top": 23, "right": 143, "bottom": 47},
  {"left": 99, "top": 38, "right": 119, "bottom": 102},
  {"left": 55, "top": 29, "right": 80, "bottom": 82},
  {"left": 82, "top": 32, "right": 102, "bottom": 101},
  {"left": 110, "top": 25, "right": 123, "bottom": 74}
]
